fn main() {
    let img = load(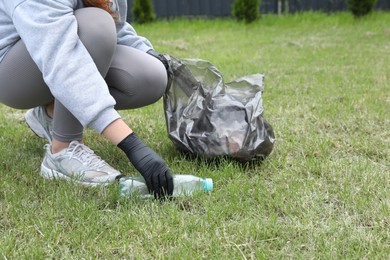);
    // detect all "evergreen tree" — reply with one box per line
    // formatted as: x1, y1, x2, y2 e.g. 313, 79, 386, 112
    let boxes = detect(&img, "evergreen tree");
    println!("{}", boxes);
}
232, 0, 261, 23
347, 0, 377, 17
132, 0, 156, 24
